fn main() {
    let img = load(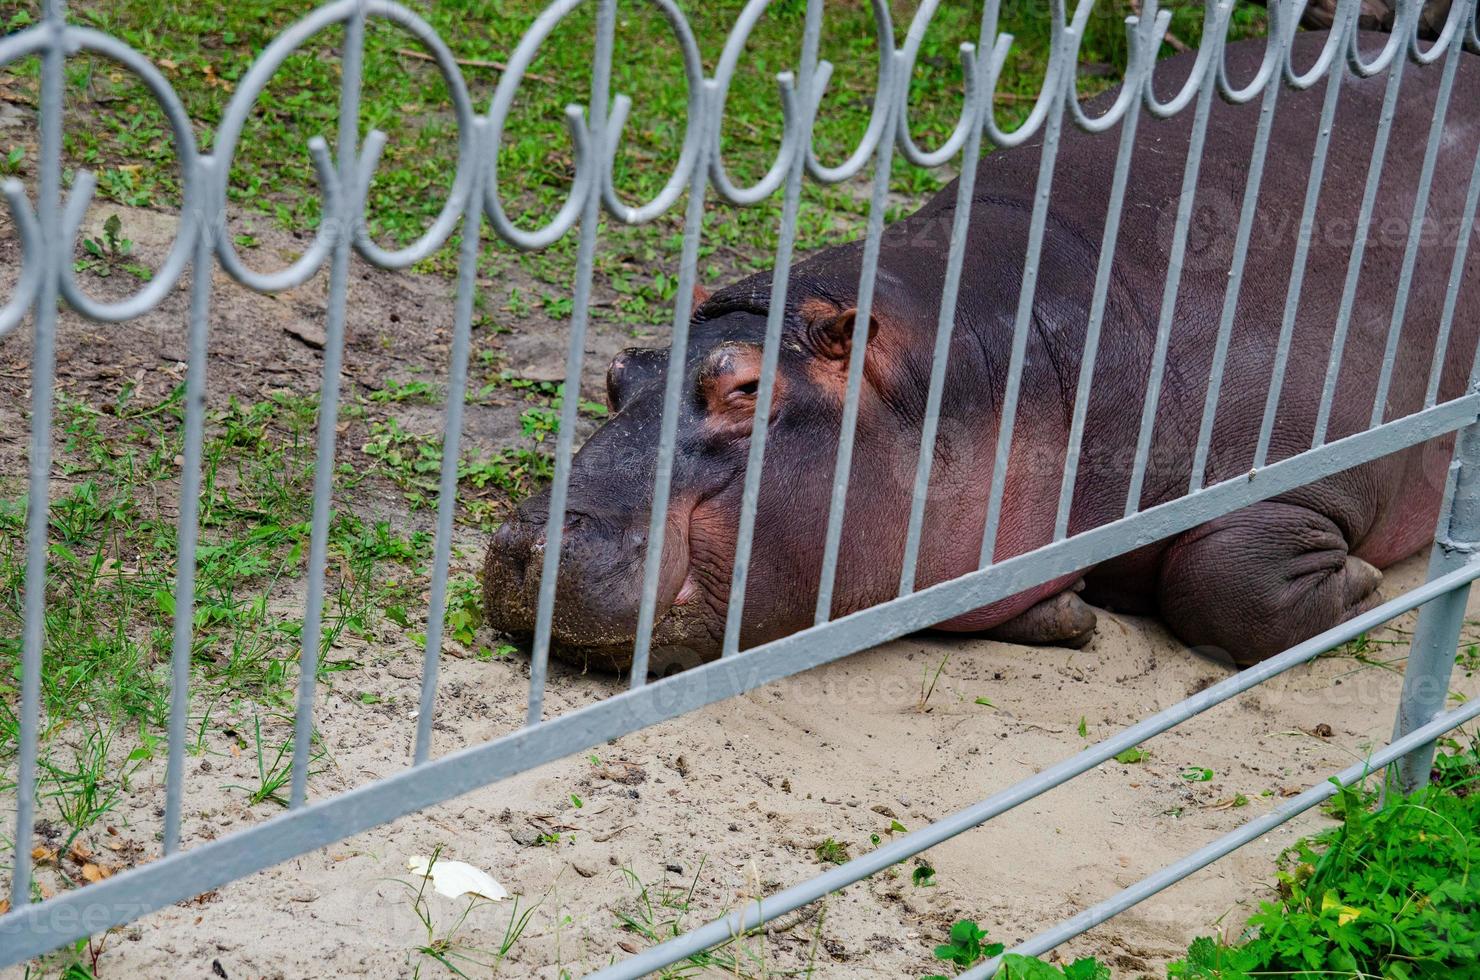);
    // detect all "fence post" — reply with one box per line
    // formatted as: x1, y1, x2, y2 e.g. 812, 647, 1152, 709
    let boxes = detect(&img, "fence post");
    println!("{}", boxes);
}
1390, 418, 1480, 795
